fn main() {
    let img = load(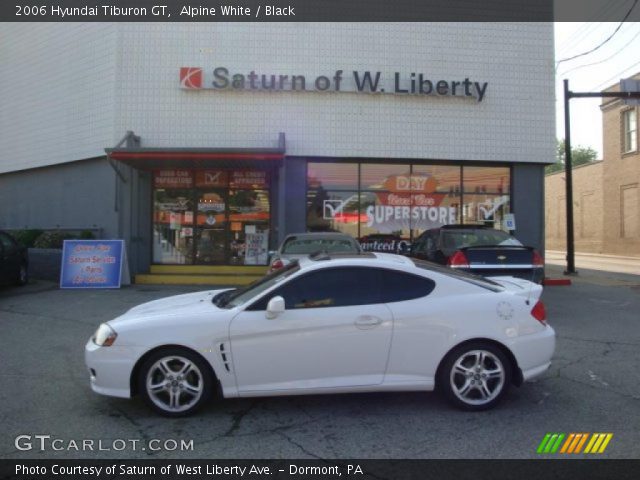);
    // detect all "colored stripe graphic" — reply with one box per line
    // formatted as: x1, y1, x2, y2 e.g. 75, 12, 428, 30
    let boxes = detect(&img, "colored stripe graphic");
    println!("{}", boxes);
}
539, 433, 613, 454
537, 433, 565, 453
585, 433, 613, 454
